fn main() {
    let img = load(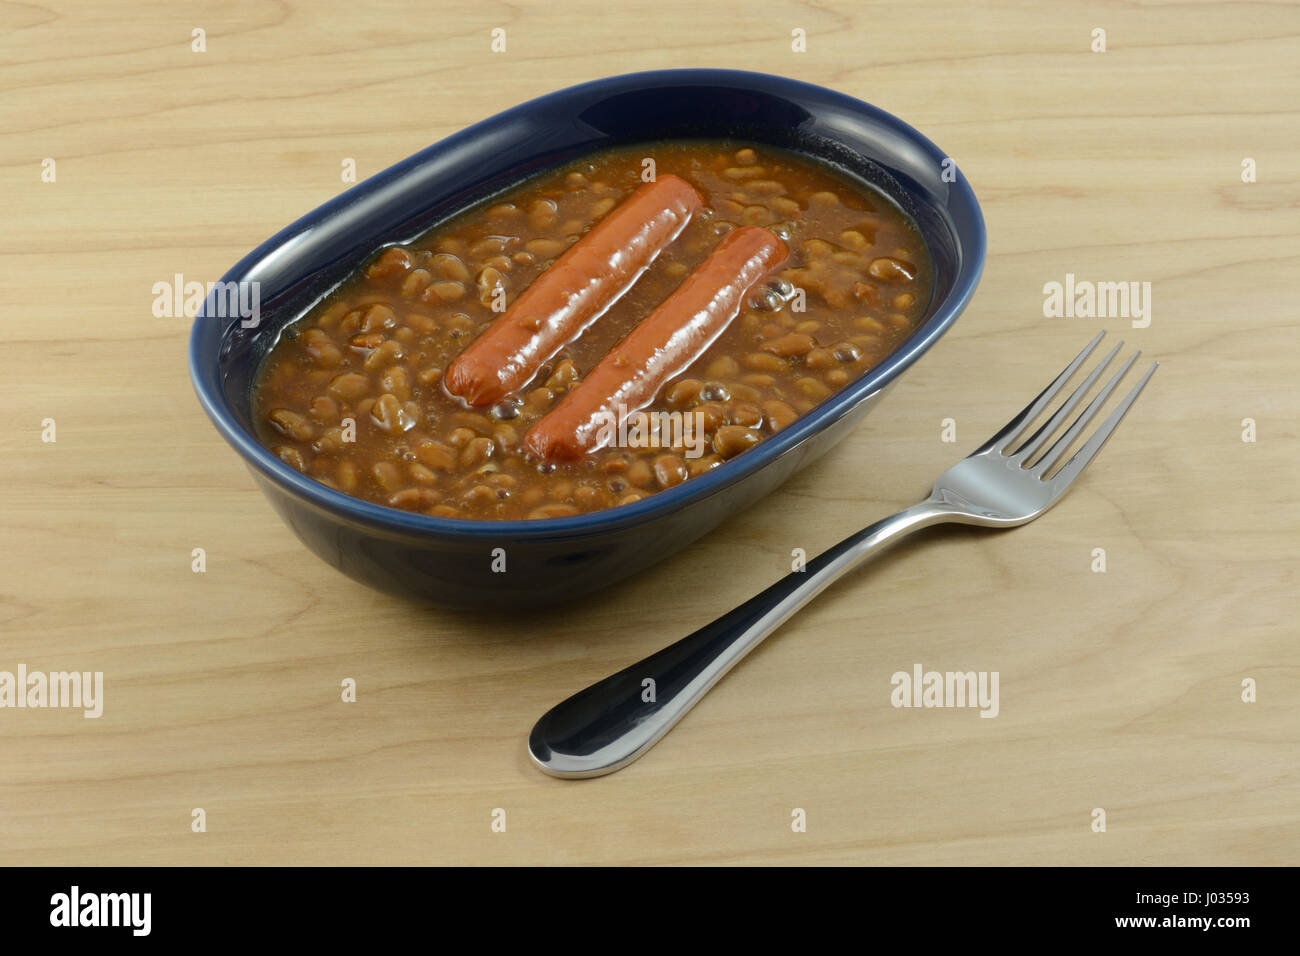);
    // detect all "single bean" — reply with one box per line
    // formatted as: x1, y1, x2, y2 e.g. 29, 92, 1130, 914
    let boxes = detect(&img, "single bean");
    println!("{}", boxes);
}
363, 339, 404, 371
431, 253, 471, 282
713, 425, 763, 459
389, 487, 441, 511
653, 454, 687, 488
546, 359, 579, 391
491, 423, 519, 453
373, 461, 403, 493
444, 313, 476, 336
762, 400, 798, 432
460, 436, 494, 469
477, 267, 506, 308
868, 257, 917, 282
832, 342, 863, 363
274, 446, 306, 471
529, 199, 558, 229
336, 460, 359, 493
328, 372, 370, 402
760, 332, 816, 357
268, 408, 314, 442
525, 237, 566, 259
469, 236, 516, 258
805, 347, 834, 369
795, 377, 833, 400
311, 426, 347, 454
699, 382, 731, 402
424, 280, 466, 302
409, 463, 437, 485
626, 458, 653, 488
447, 427, 476, 449
308, 395, 340, 424
379, 366, 411, 400
360, 303, 397, 333
687, 454, 723, 477
743, 352, 787, 373
366, 247, 412, 280
665, 378, 703, 405
463, 484, 496, 507
729, 402, 763, 428
524, 387, 555, 412
707, 356, 740, 379
691, 402, 725, 432
771, 196, 801, 217
573, 485, 605, 509
415, 440, 456, 471
401, 269, 432, 298
370, 393, 417, 433
529, 503, 579, 519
